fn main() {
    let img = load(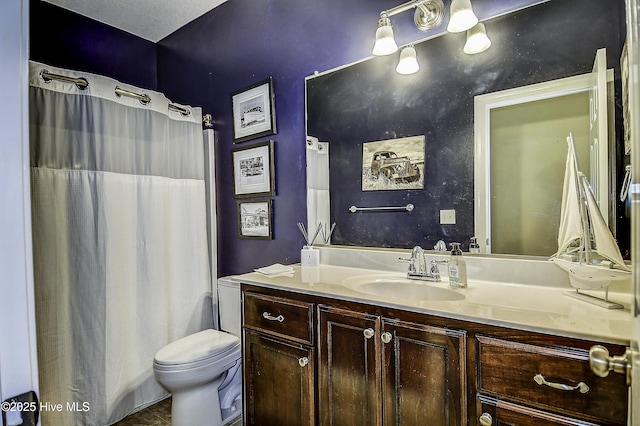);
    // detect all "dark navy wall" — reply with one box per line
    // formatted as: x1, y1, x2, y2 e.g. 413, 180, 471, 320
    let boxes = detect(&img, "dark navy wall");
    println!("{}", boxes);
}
157, 0, 548, 276
30, 0, 157, 90
29, 0, 628, 276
